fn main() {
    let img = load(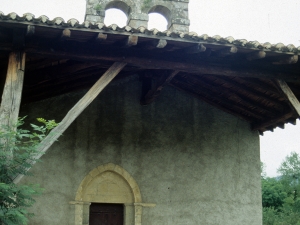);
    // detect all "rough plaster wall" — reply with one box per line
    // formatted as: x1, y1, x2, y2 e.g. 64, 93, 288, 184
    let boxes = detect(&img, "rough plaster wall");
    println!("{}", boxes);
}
20, 75, 262, 225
